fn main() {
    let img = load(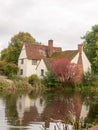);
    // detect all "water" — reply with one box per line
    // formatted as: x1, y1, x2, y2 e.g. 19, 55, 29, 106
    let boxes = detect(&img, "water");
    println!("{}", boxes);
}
0, 89, 98, 130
